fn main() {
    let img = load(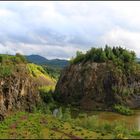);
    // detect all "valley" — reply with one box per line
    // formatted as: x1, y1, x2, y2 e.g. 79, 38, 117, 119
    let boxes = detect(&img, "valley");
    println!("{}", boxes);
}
0, 46, 140, 139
